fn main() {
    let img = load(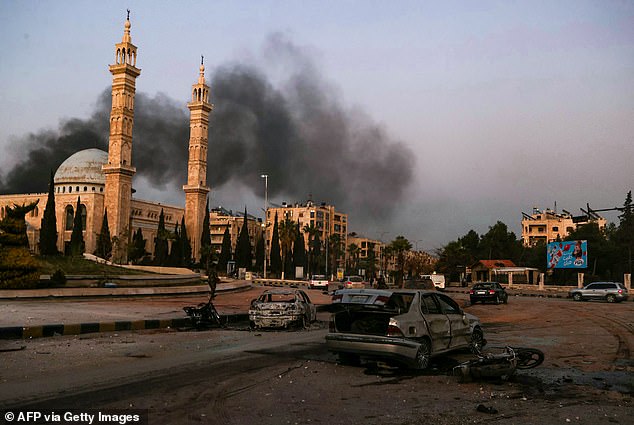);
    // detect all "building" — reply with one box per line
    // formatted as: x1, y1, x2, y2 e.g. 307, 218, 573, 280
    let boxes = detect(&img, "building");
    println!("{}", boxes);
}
471, 260, 539, 284
209, 207, 263, 256
347, 232, 383, 276
521, 207, 607, 247
0, 15, 211, 262
265, 200, 348, 271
